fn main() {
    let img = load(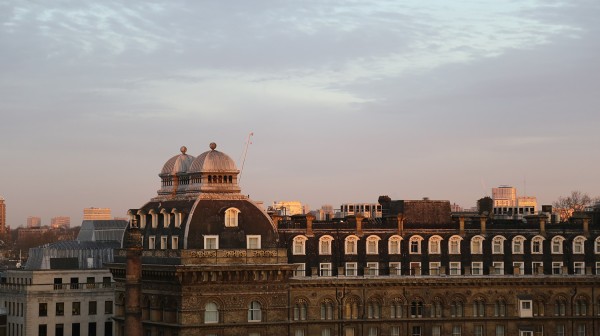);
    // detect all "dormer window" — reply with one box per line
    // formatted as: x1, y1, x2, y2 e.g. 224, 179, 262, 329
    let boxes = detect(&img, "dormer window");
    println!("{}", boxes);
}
345, 236, 359, 255
448, 235, 462, 254
388, 235, 402, 255
492, 236, 506, 254
428, 235, 442, 254
247, 235, 261, 249
319, 235, 334, 255
573, 236, 586, 254
512, 236, 526, 254
366, 235, 381, 255
551, 236, 565, 254
293, 235, 308, 255
225, 208, 241, 227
